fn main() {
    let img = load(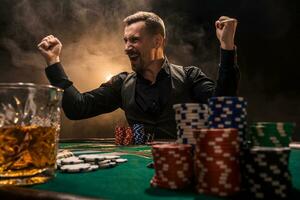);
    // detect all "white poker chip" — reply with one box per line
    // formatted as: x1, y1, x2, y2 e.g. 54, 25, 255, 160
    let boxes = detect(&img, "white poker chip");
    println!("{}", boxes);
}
61, 156, 84, 165
60, 163, 91, 173
104, 155, 120, 160
86, 165, 99, 172
57, 150, 74, 160
98, 163, 111, 169
78, 154, 106, 162
115, 158, 128, 163
56, 159, 63, 170
98, 162, 117, 169
109, 162, 117, 166
173, 103, 208, 110
98, 160, 111, 165
176, 122, 207, 126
